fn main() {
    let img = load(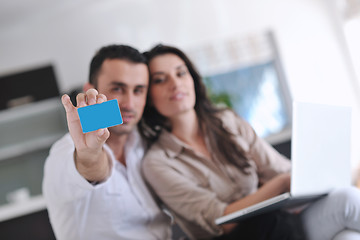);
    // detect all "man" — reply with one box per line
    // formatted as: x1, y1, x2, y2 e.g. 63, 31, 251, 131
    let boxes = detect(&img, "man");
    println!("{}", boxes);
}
42, 45, 172, 240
